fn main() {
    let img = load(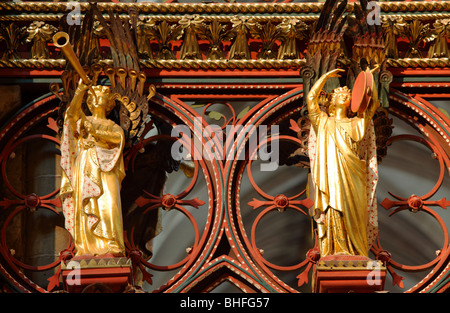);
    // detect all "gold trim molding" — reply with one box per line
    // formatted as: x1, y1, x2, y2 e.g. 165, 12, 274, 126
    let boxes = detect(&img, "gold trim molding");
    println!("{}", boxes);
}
0, 2, 449, 71
316, 259, 386, 271
1, 1, 450, 15
61, 257, 132, 270
1, 58, 448, 71
1, 12, 450, 23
